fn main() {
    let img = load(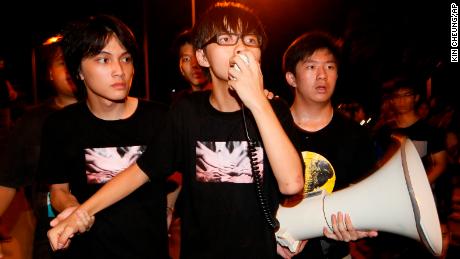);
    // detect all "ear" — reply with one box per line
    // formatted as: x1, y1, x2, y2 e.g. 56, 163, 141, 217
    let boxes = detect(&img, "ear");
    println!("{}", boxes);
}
285, 72, 297, 88
196, 49, 210, 68
49, 71, 54, 81
78, 71, 84, 80
179, 64, 186, 77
